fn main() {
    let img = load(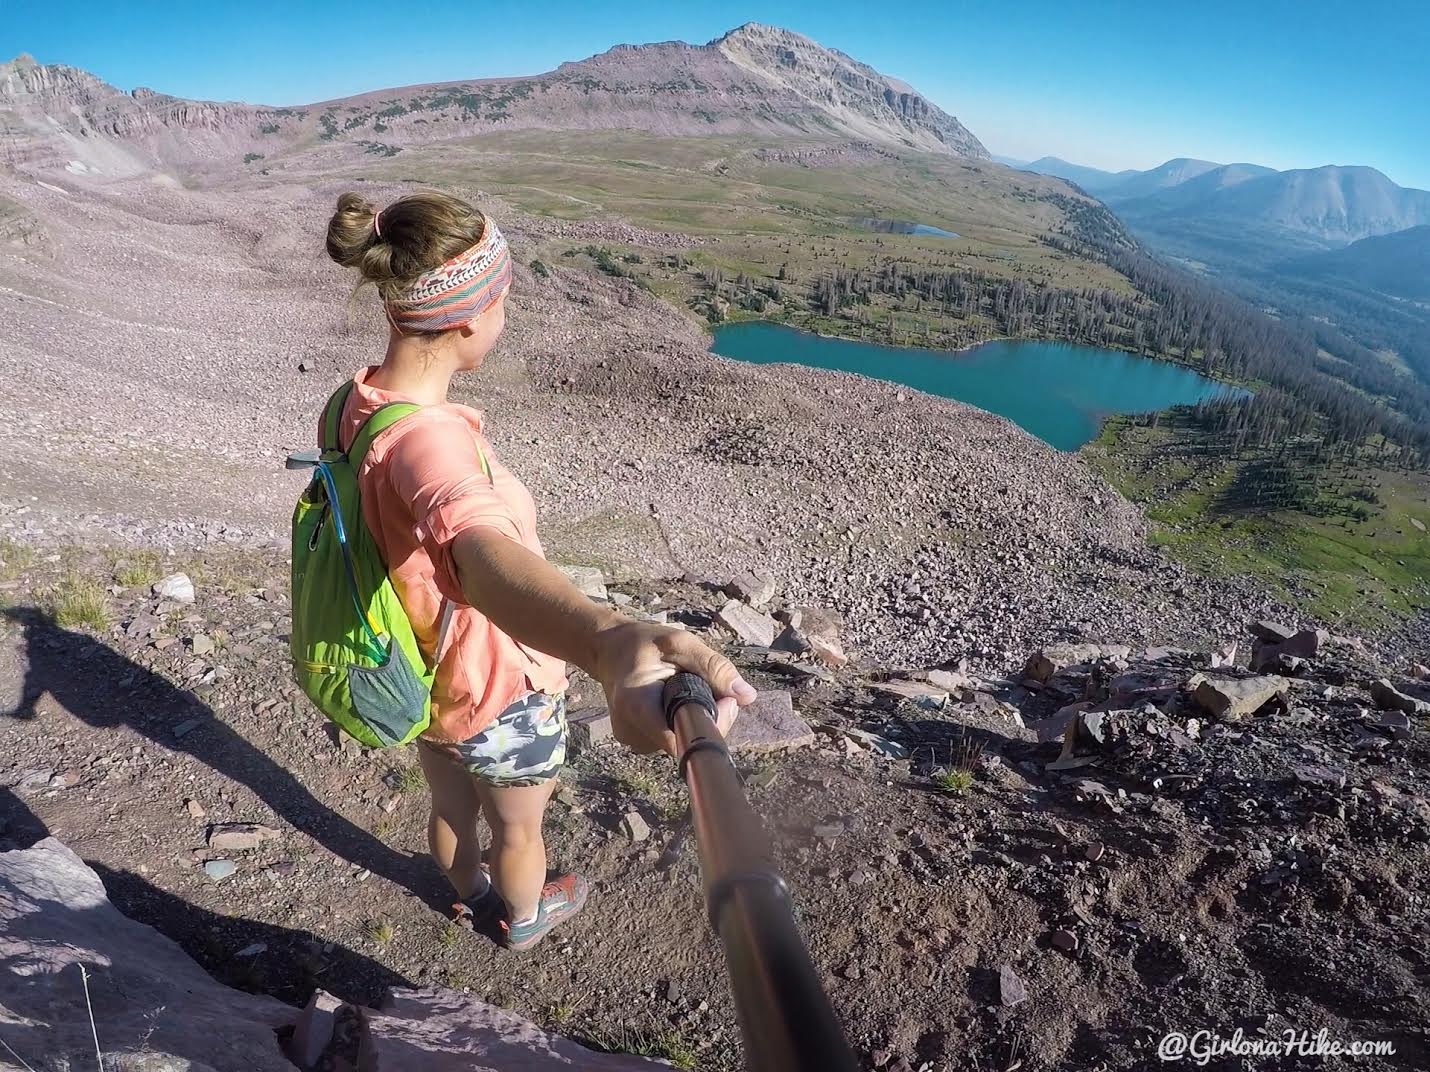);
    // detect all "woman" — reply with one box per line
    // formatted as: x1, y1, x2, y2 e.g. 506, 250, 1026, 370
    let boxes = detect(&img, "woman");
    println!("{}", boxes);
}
323, 191, 753, 950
